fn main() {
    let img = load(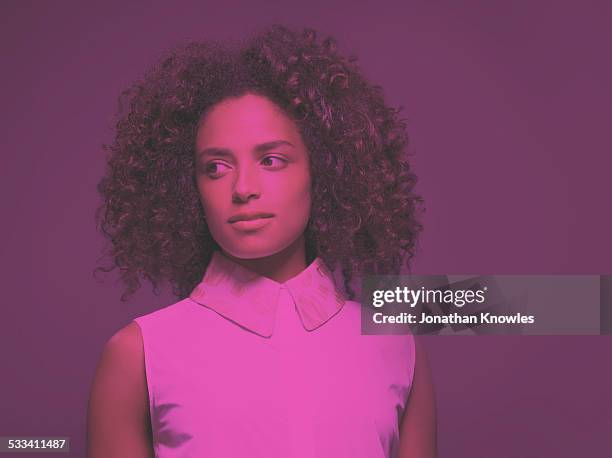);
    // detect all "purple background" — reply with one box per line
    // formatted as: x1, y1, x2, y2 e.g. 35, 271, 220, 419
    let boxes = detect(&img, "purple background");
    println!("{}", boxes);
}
1, 1, 610, 456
